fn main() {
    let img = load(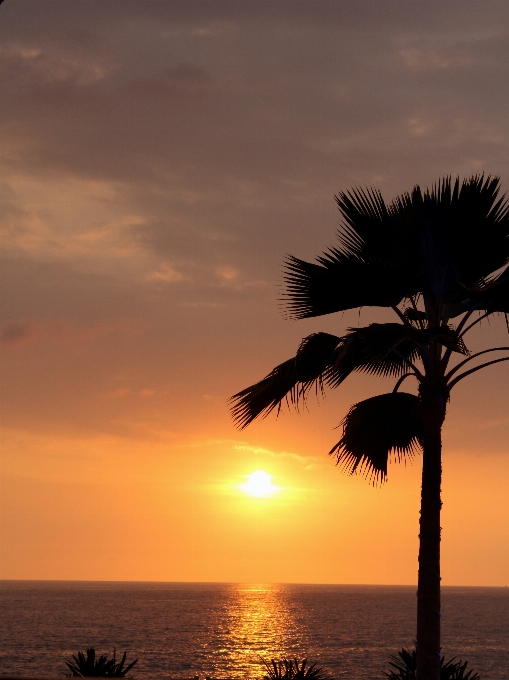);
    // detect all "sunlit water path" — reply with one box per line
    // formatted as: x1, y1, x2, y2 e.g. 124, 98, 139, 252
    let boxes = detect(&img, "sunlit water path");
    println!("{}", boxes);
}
0, 582, 507, 679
